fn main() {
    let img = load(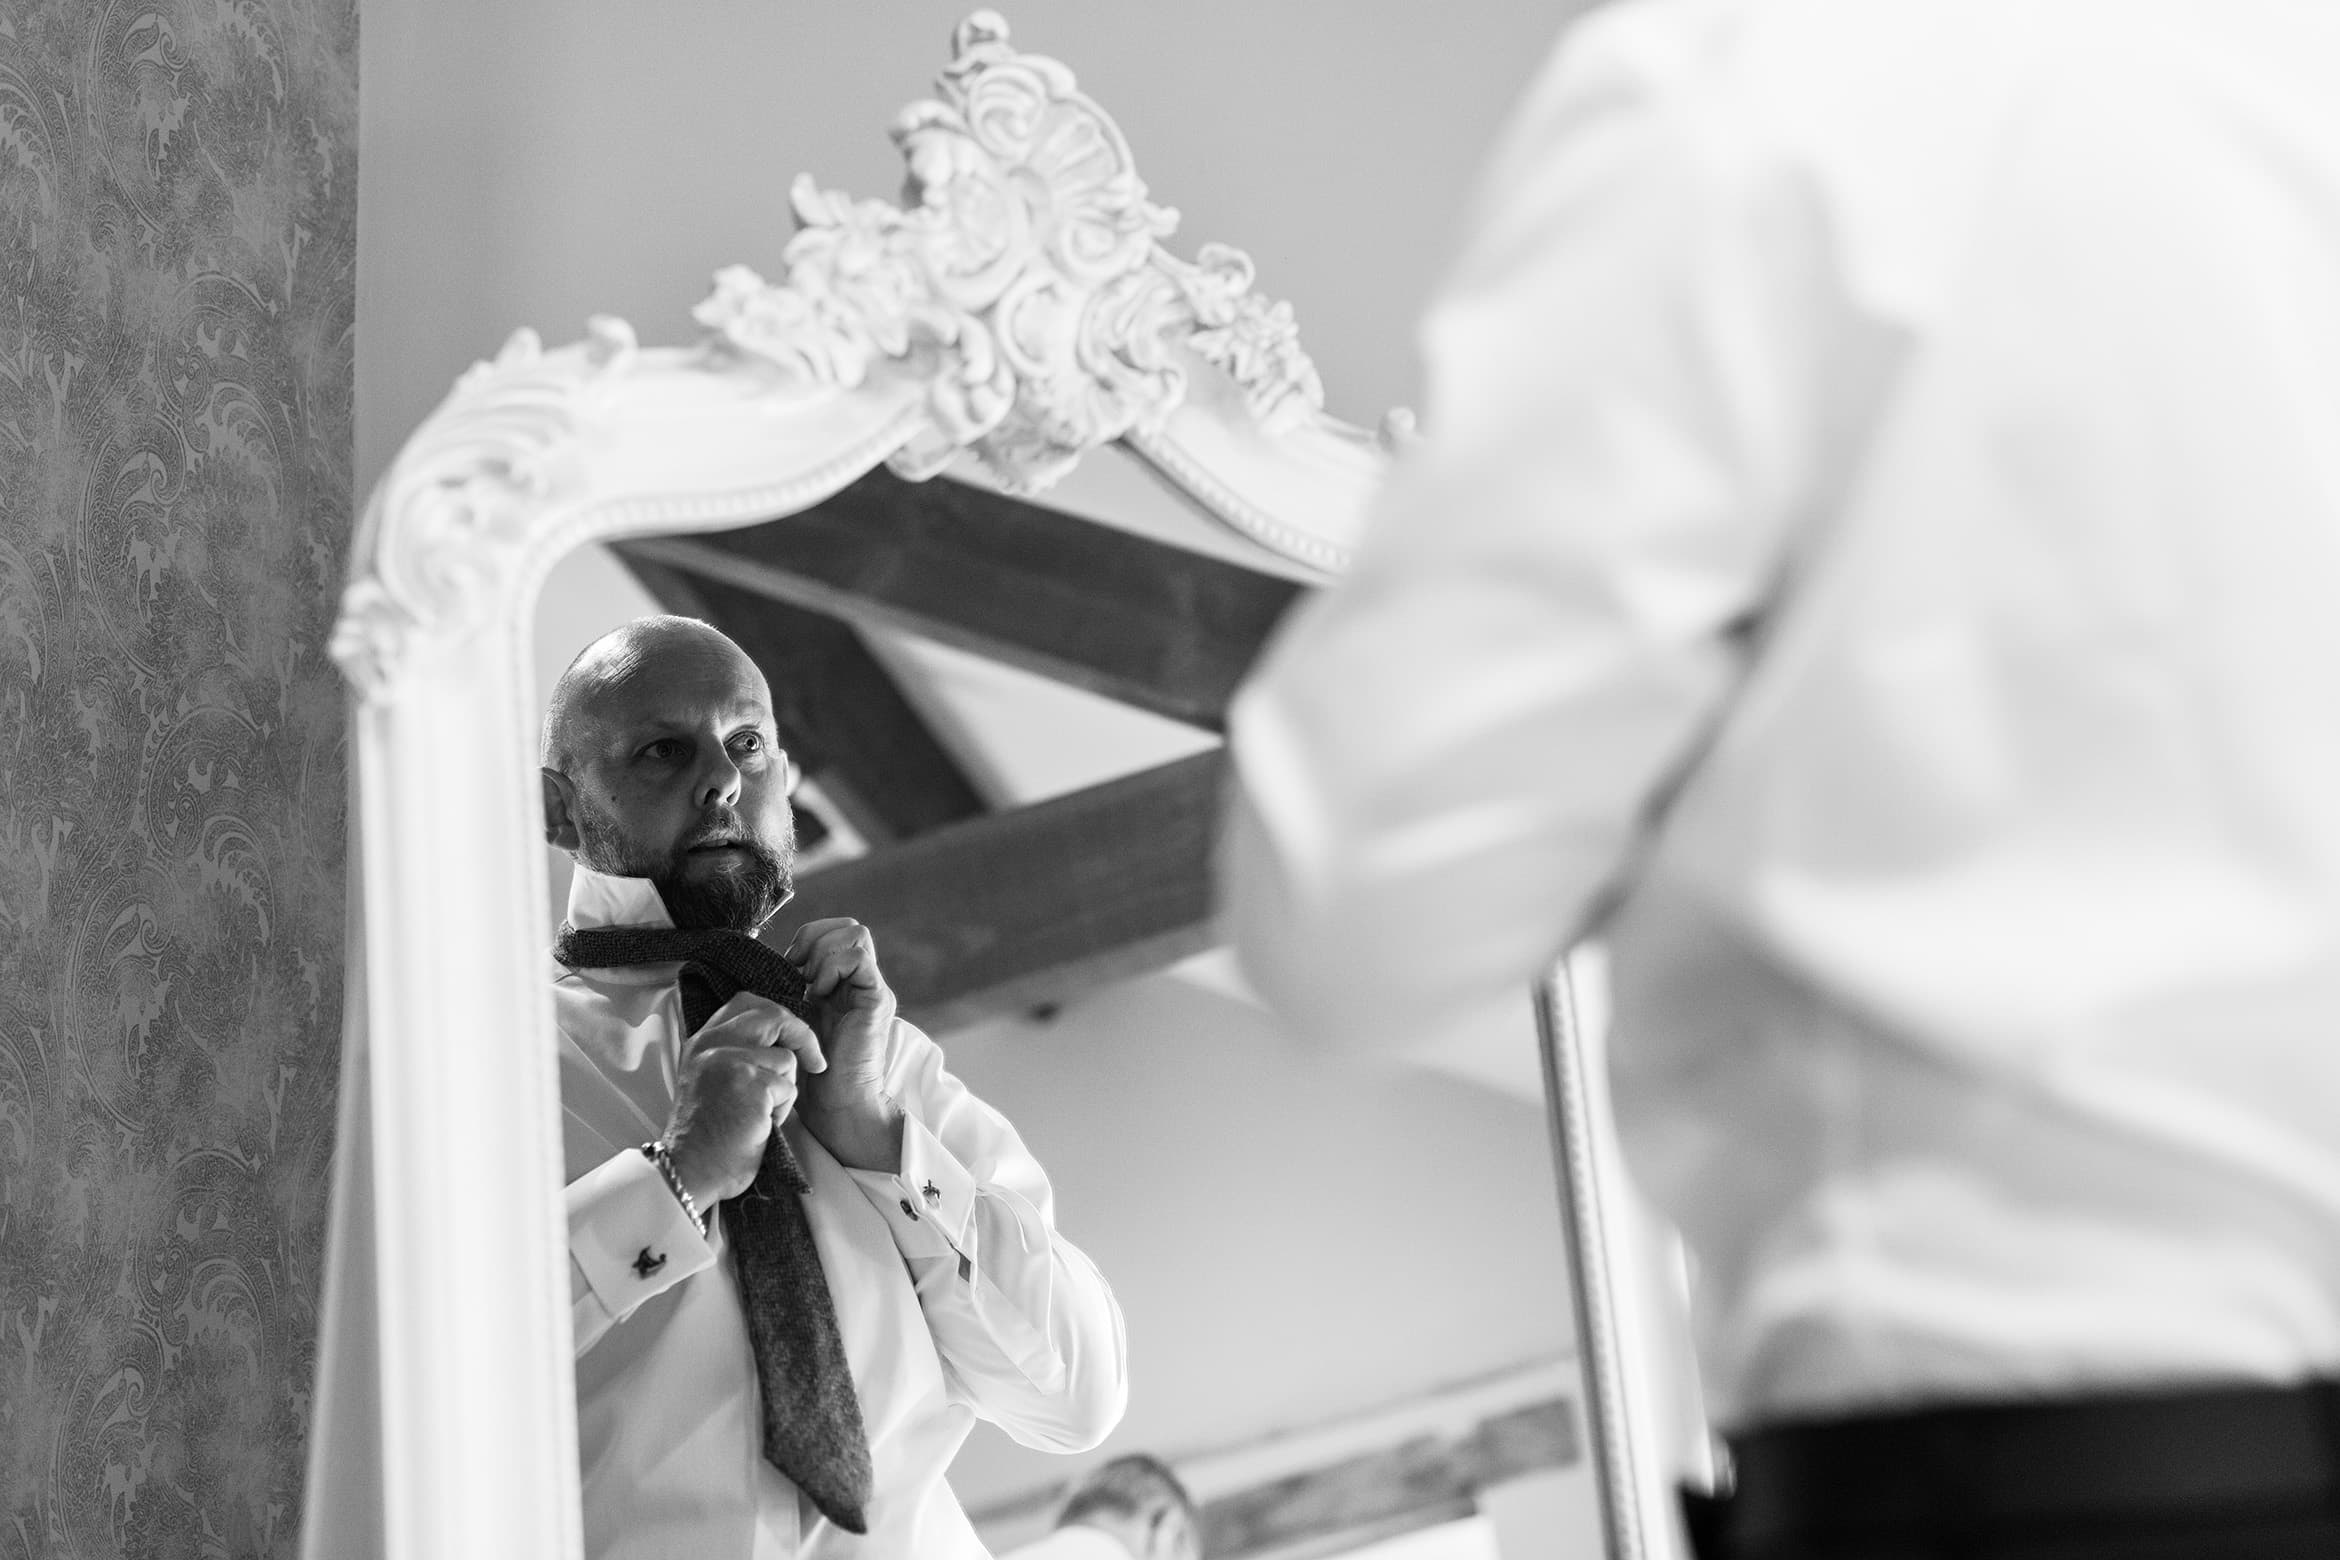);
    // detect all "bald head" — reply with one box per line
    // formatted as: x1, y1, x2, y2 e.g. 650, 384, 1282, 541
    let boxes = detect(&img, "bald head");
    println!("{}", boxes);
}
542, 615, 768, 772
539, 615, 797, 930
